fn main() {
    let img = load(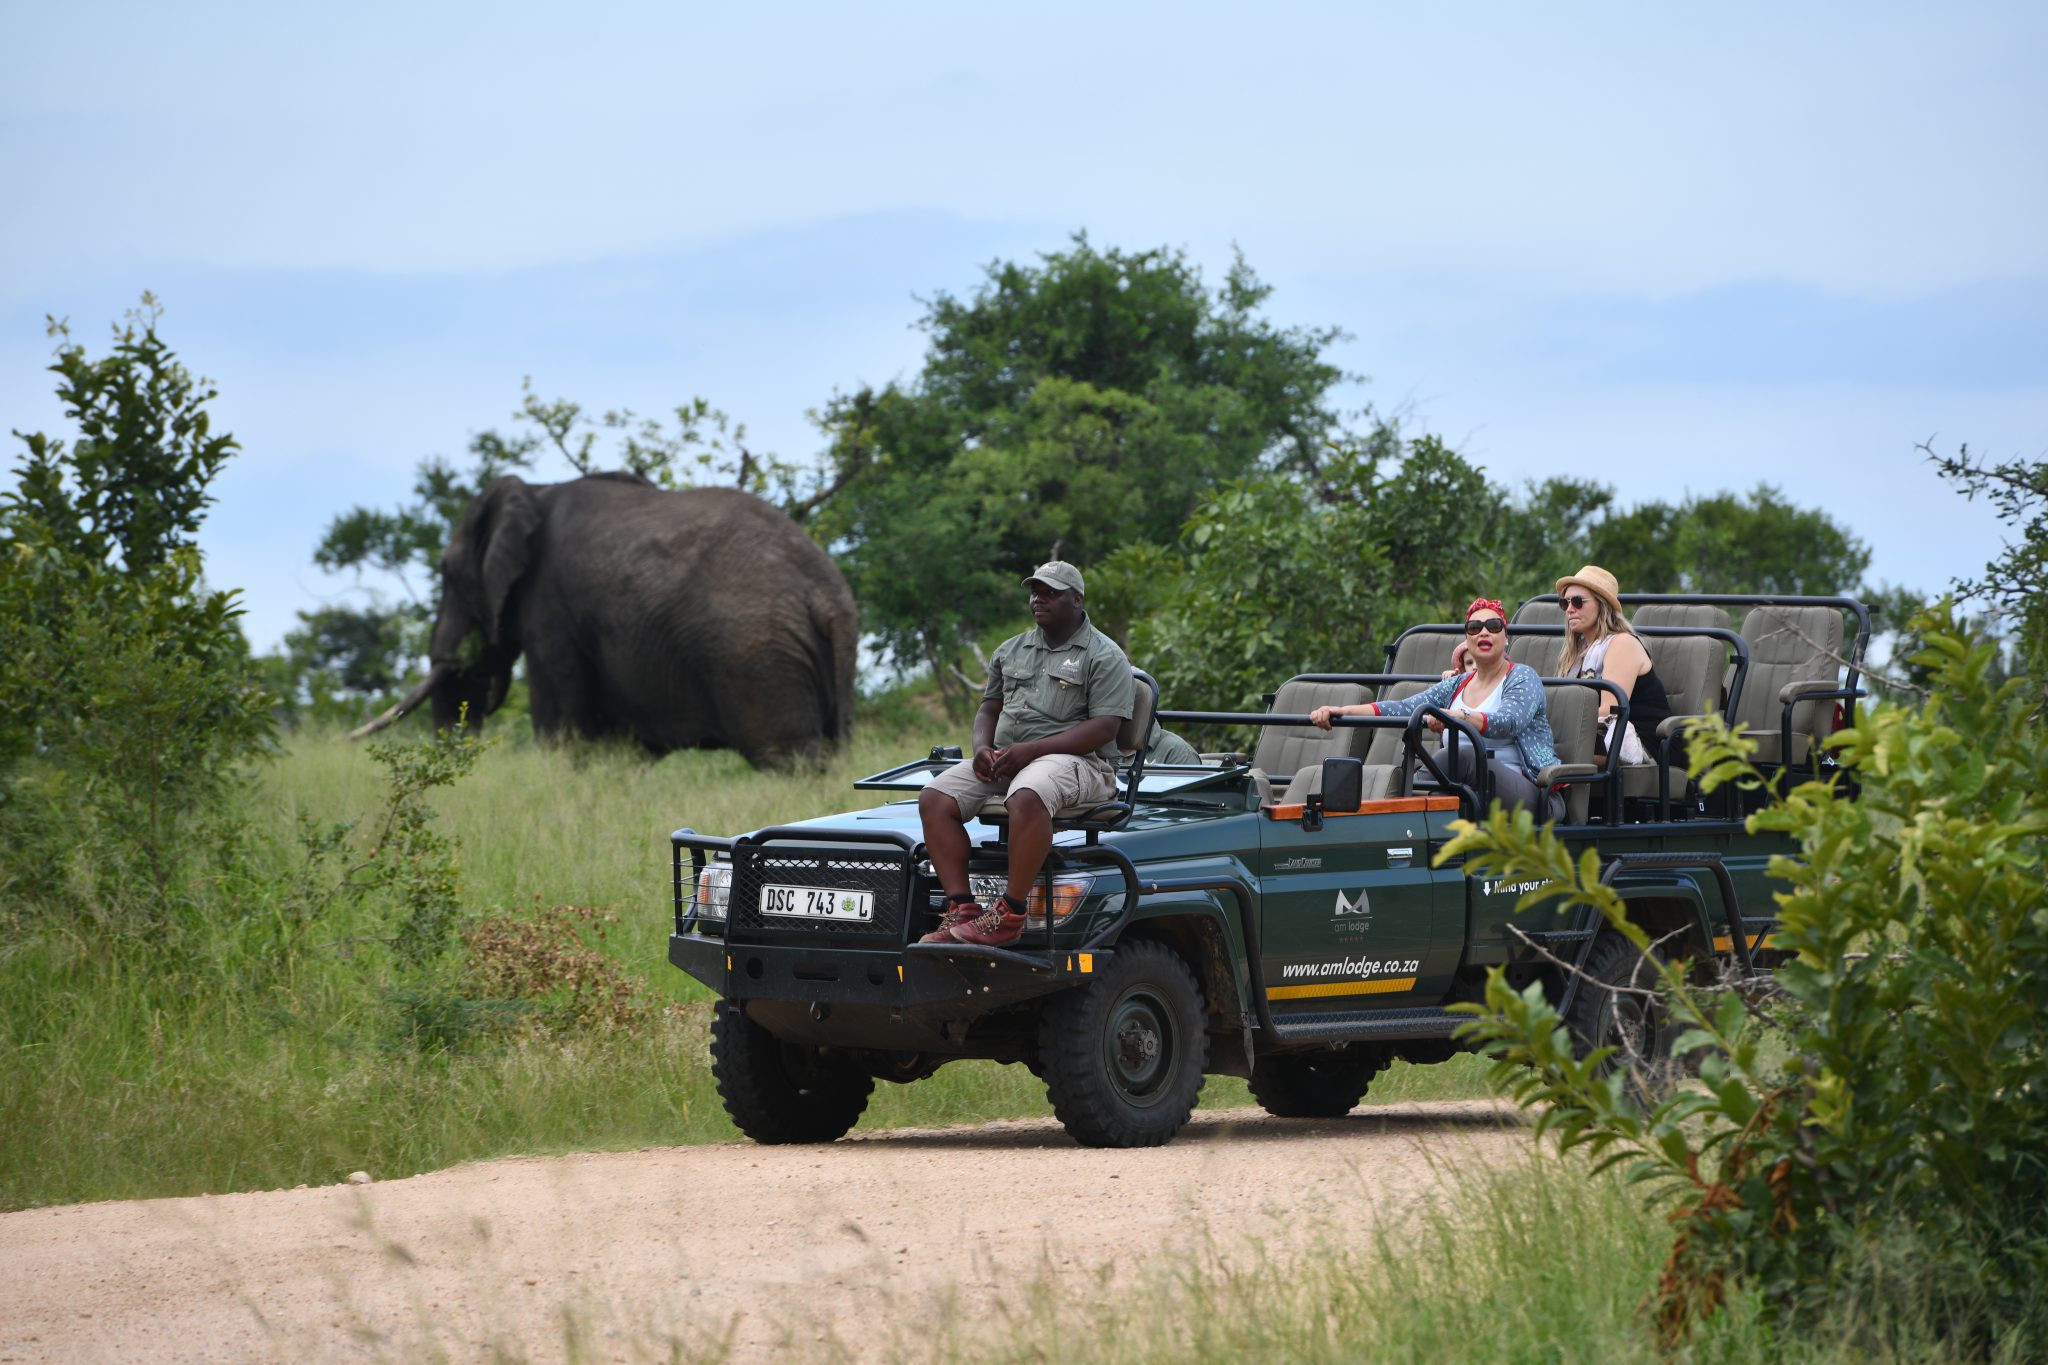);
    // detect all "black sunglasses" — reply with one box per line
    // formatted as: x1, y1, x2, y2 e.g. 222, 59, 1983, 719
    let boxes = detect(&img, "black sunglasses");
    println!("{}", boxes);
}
1562, 594, 1594, 610
1464, 617, 1507, 635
